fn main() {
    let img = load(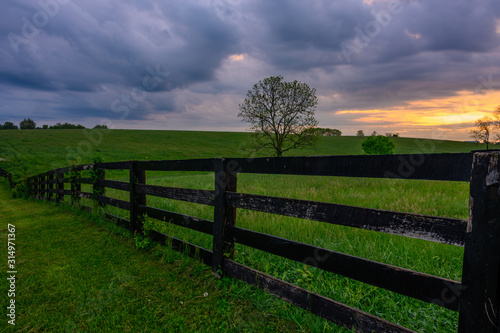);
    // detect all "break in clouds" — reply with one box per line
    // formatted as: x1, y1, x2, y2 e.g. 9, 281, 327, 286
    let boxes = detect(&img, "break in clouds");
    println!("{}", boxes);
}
1, 0, 500, 137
